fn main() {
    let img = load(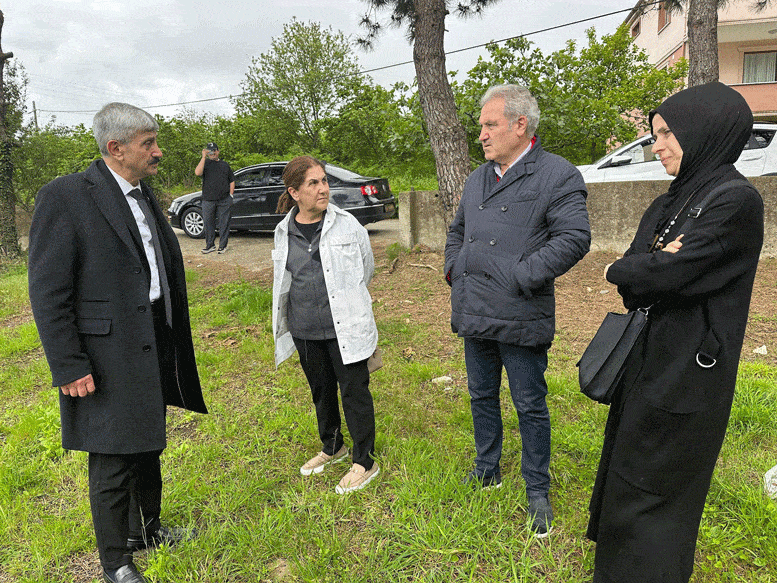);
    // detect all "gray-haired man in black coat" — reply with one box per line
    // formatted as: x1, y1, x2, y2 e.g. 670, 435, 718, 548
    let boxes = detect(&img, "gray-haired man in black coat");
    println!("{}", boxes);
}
28, 102, 207, 583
